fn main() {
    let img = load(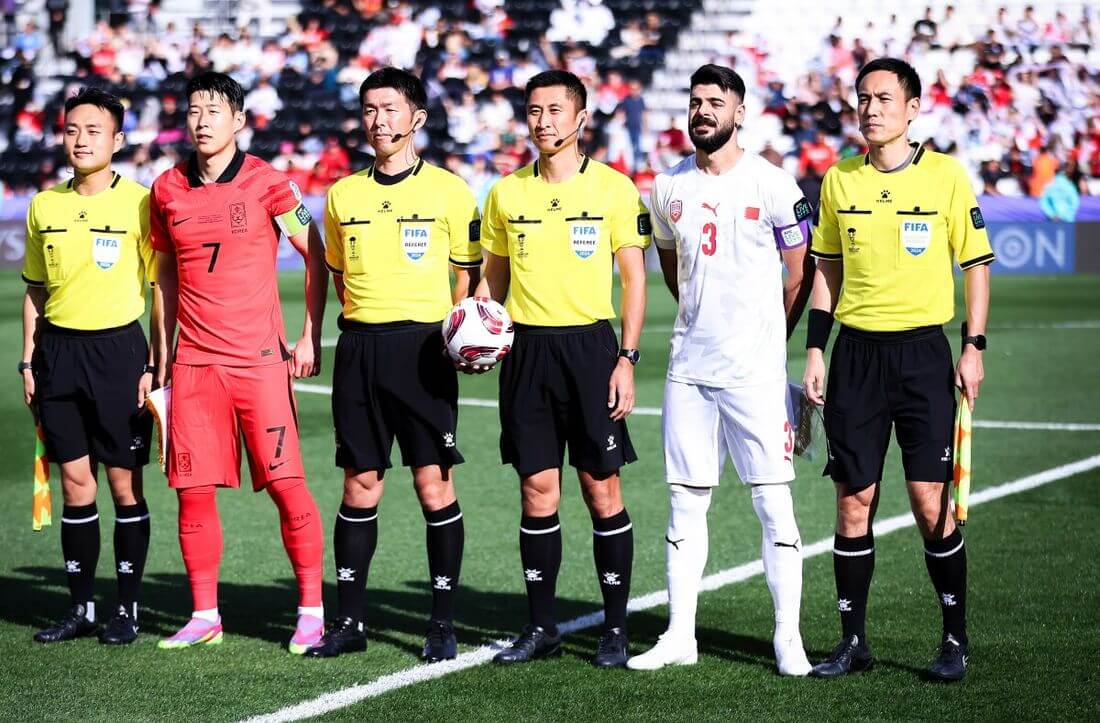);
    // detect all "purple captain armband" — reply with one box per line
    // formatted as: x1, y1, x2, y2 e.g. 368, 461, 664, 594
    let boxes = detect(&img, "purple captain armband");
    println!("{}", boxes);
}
774, 219, 810, 250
